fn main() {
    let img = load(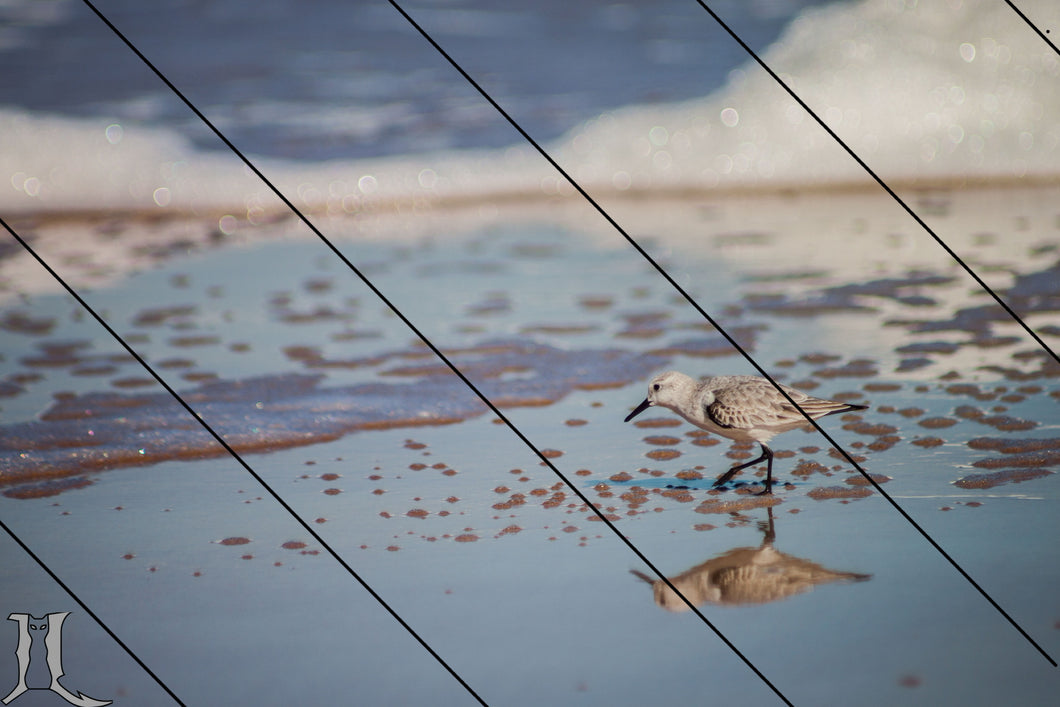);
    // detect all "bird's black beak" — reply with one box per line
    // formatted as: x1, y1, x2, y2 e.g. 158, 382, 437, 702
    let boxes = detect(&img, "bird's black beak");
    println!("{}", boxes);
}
624, 398, 652, 423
